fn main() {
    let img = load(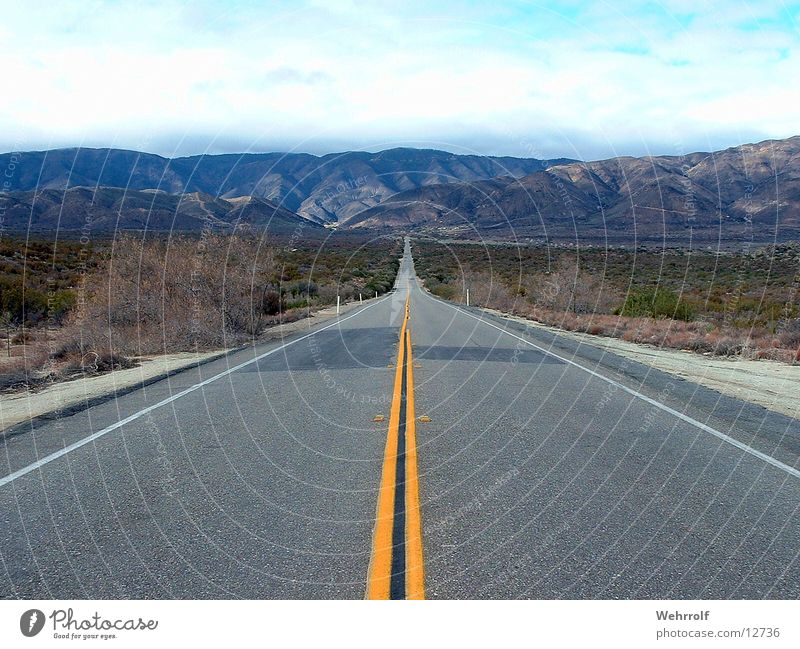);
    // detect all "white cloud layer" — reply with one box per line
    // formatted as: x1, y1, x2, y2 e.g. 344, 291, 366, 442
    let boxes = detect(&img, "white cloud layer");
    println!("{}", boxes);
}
1, 0, 798, 159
